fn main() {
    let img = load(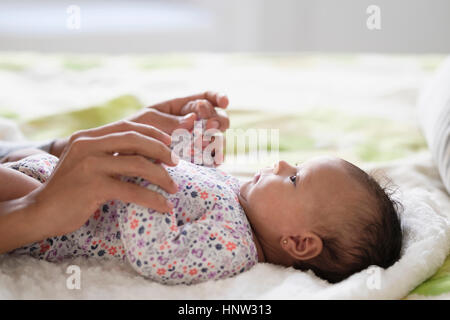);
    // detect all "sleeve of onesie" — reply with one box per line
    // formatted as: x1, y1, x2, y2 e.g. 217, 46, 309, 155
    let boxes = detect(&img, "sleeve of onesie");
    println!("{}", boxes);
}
2, 153, 58, 183
117, 179, 254, 285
